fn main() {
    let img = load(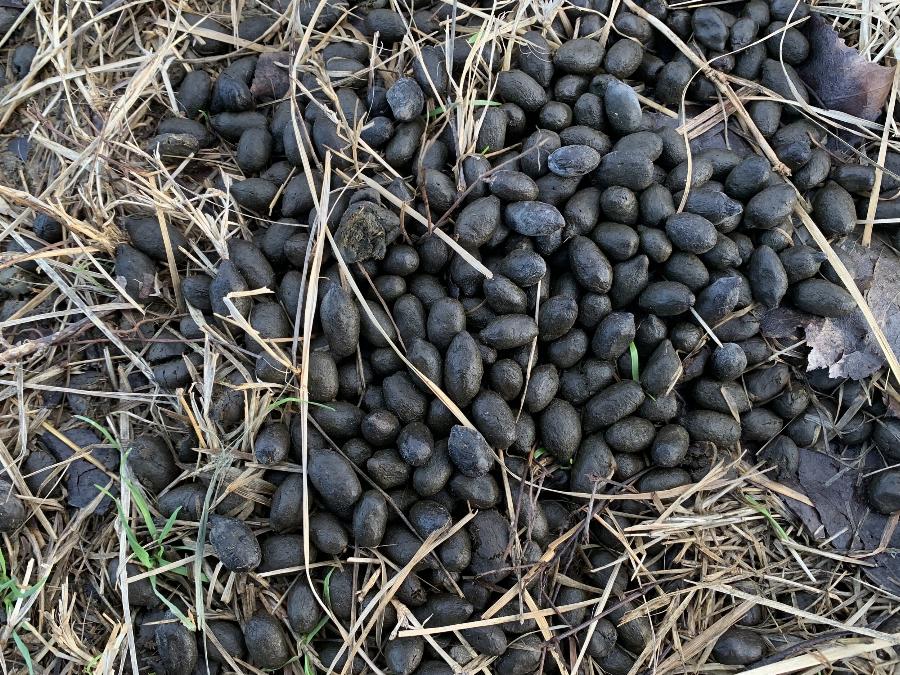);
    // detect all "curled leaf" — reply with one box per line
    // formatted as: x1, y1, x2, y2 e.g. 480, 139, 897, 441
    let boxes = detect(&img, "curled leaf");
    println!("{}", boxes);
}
799, 15, 896, 121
